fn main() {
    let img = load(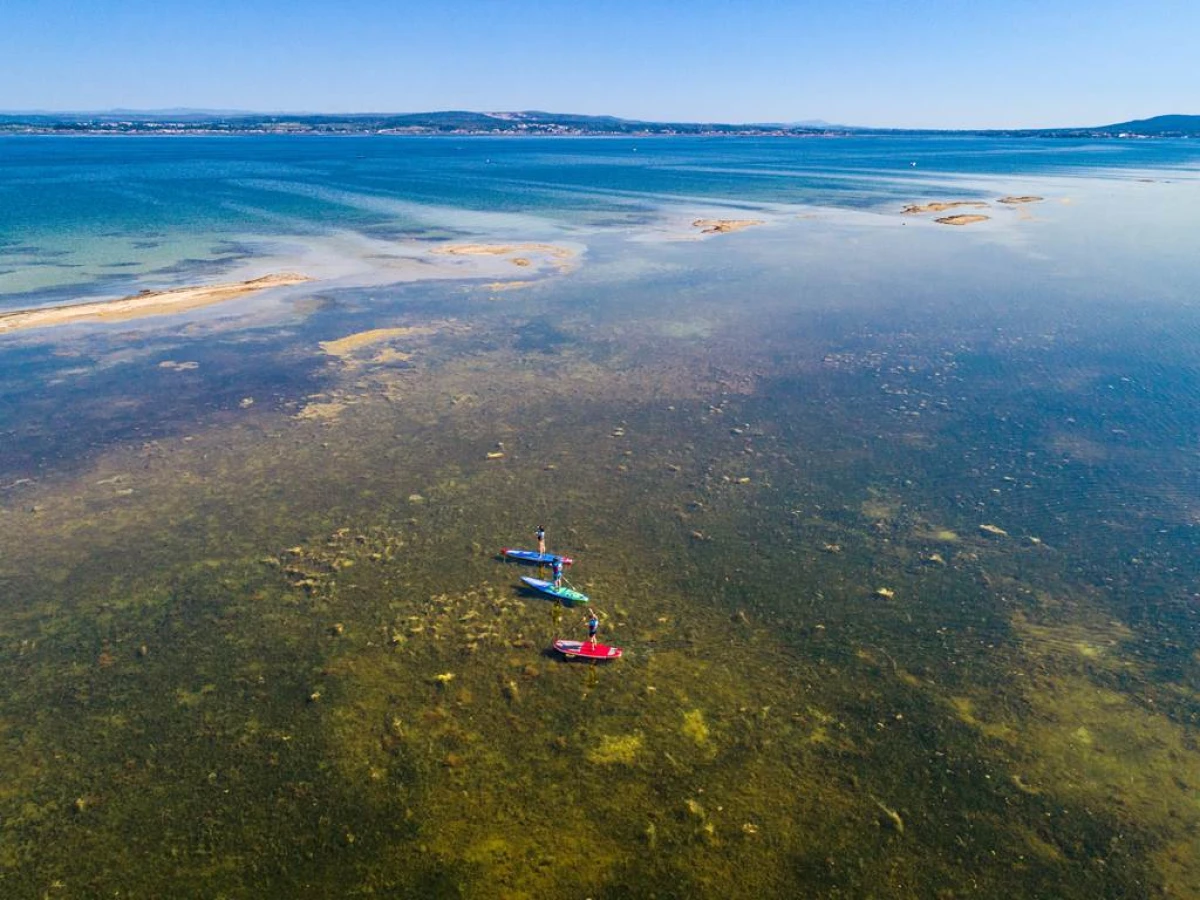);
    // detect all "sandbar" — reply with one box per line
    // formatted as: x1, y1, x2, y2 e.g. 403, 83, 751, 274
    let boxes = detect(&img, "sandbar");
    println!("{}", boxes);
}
935, 214, 990, 226
902, 201, 989, 215
998, 196, 1044, 205
0, 273, 311, 334
692, 219, 764, 235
